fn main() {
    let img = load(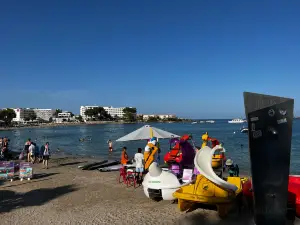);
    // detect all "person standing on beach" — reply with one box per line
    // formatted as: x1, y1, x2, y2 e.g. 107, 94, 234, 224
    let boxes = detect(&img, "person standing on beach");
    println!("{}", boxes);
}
1, 137, 9, 160
121, 147, 129, 165
28, 142, 37, 163
134, 148, 144, 183
108, 140, 113, 153
43, 142, 50, 169
24, 138, 31, 162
